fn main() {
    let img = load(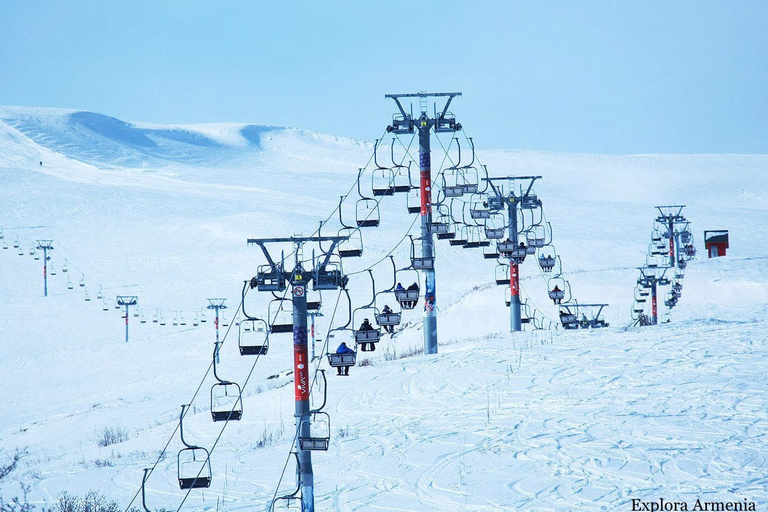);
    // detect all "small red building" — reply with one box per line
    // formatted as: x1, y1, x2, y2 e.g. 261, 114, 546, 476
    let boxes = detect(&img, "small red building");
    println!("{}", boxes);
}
704, 230, 729, 258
